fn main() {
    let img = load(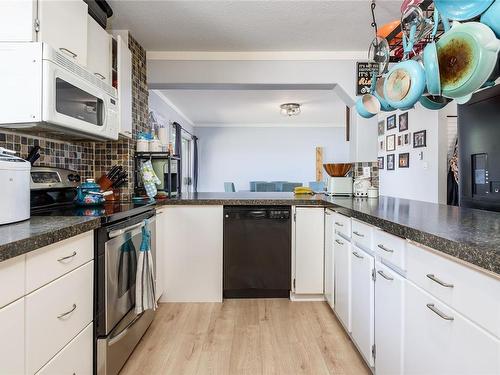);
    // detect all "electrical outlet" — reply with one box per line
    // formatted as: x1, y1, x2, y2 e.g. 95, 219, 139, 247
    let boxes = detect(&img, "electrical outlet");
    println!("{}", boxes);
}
363, 166, 371, 177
